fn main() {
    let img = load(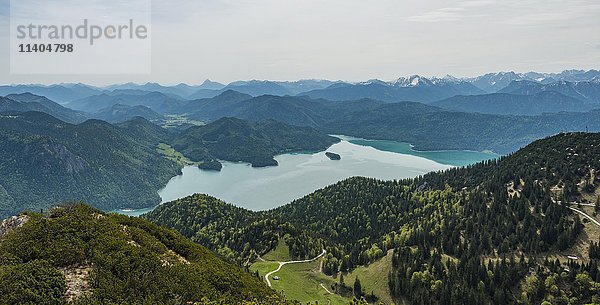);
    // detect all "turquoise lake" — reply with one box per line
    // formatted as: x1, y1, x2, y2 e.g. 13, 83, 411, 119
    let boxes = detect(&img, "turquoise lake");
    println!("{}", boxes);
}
114, 138, 498, 216
340, 136, 498, 167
